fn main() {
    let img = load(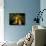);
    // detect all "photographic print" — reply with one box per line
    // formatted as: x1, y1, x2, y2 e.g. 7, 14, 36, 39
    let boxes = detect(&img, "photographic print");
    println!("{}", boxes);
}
9, 13, 25, 25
